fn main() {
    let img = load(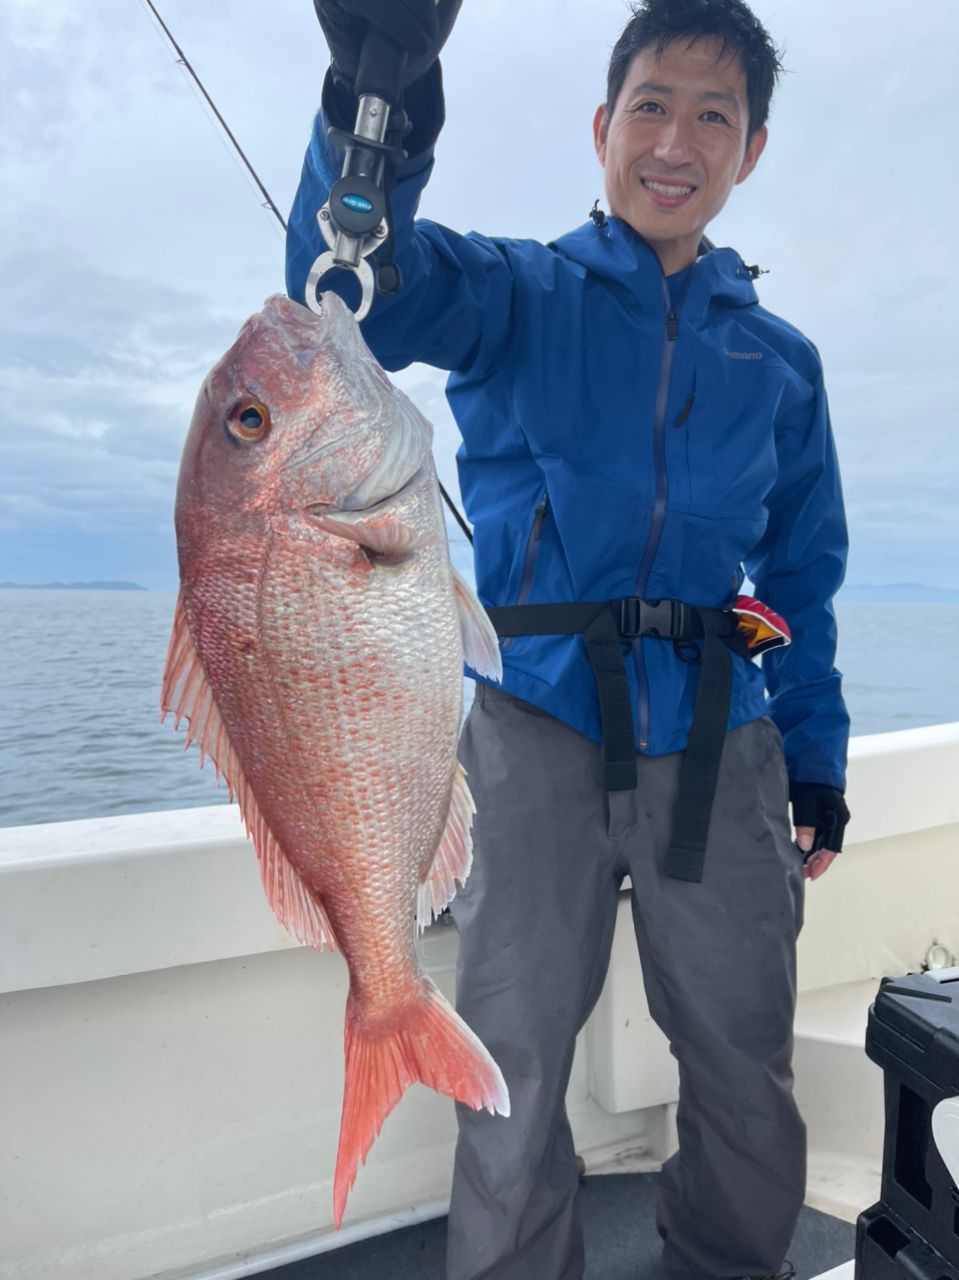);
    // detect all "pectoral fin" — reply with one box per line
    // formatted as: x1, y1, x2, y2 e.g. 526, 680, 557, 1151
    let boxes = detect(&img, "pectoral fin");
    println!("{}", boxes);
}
315, 512, 422, 565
